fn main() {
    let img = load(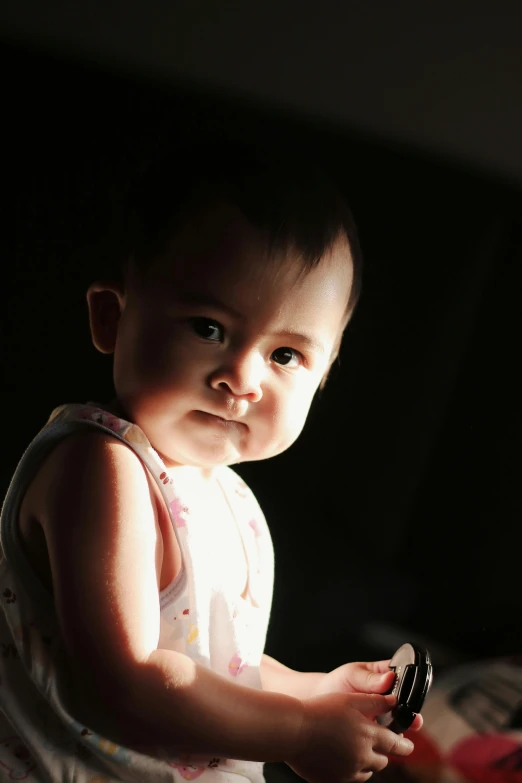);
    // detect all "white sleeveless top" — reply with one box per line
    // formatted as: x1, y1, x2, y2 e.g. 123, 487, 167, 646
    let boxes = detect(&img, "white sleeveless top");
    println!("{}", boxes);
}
0, 404, 274, 782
